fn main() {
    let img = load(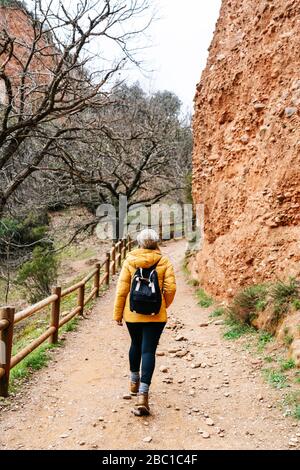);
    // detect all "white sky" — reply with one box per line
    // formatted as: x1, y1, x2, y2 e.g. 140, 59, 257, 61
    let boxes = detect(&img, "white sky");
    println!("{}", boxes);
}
126, 0, 222, 113
27, 0, 222, 112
